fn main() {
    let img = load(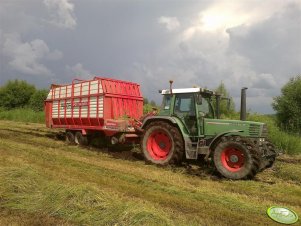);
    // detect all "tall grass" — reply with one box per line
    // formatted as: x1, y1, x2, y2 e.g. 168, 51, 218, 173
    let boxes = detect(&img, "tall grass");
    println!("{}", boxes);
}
0, 108, 44, 124
247, 114, 301, 155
